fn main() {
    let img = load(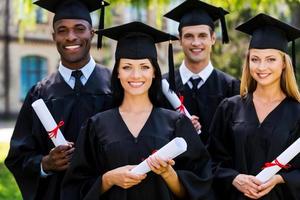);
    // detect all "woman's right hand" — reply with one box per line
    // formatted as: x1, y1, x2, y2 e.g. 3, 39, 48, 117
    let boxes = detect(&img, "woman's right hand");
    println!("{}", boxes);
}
232, 174, 262, 199
101, 165, 146, 192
